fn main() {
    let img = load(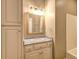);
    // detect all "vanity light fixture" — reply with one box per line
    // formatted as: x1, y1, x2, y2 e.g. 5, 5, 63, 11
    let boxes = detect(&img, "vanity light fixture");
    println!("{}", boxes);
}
35, 8, 38, 10
30, 7, 32, 9
27, 5, 45, 16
